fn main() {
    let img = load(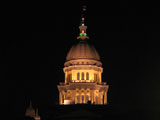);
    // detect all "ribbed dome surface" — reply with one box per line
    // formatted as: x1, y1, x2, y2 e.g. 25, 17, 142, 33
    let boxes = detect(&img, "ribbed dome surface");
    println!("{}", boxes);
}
66, 40, 100, 61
